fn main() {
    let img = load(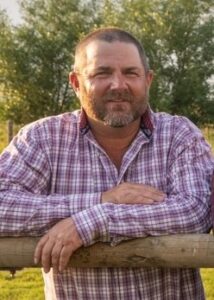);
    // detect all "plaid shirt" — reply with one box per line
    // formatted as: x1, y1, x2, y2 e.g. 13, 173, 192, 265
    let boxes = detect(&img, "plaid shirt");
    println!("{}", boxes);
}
0, 109, 213, 300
